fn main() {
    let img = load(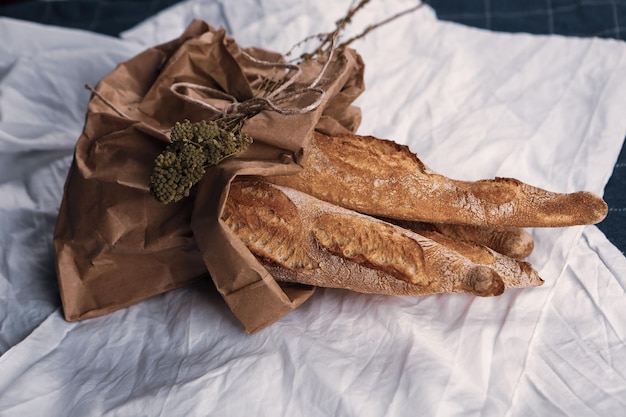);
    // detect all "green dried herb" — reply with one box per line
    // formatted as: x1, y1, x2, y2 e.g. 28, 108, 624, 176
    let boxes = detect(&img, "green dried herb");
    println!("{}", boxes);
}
149, 119, 253, 204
